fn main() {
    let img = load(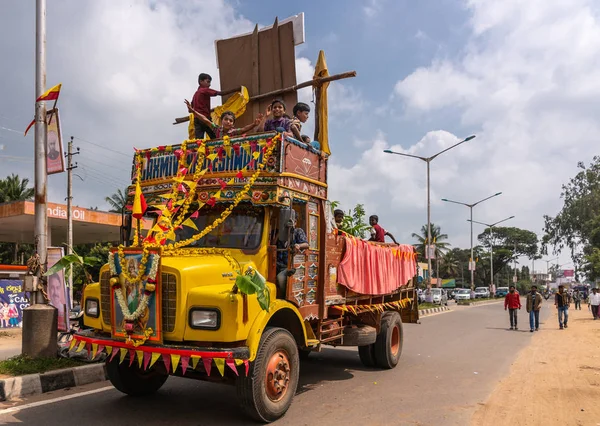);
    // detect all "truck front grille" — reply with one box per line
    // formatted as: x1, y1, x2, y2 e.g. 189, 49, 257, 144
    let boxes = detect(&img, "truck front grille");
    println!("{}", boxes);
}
99, 270, 112, 326
161, 272, 177, 333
